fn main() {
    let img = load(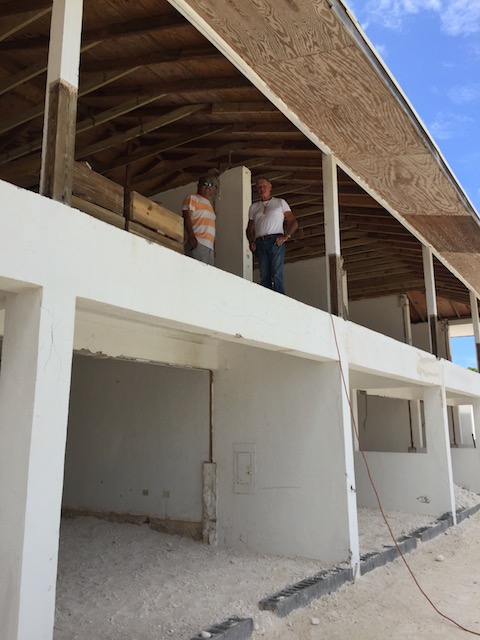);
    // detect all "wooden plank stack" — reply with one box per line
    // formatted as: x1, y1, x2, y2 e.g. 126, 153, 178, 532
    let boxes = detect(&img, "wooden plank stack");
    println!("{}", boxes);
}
72, 162, 184, 252
129, 191, 184, 253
